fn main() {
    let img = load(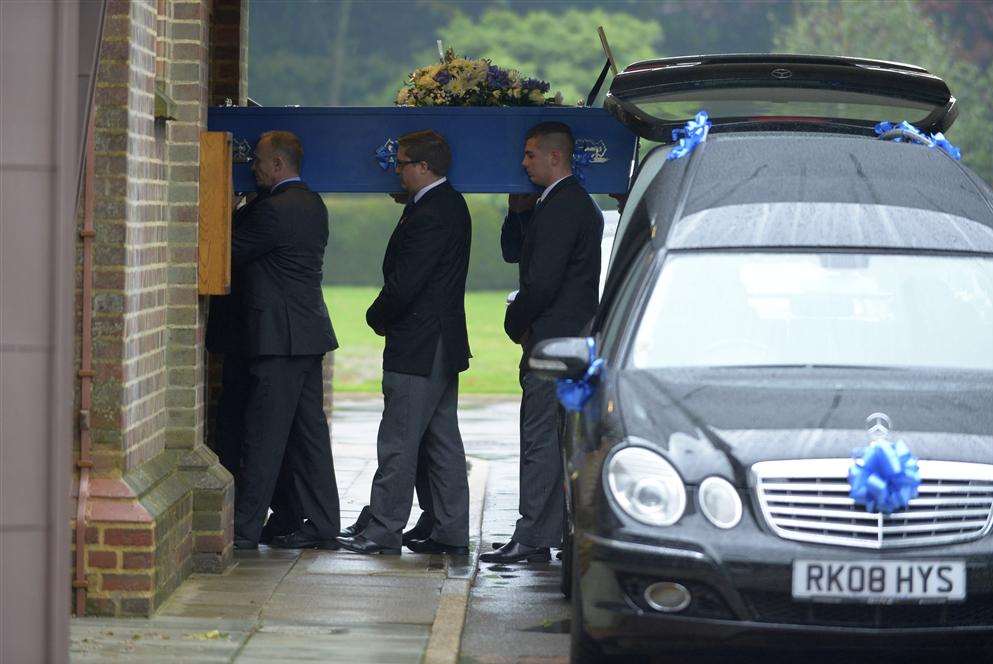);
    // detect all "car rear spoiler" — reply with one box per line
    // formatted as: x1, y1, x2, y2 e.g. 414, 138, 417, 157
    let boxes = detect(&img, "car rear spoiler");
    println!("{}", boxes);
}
605, 54, 957, 141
